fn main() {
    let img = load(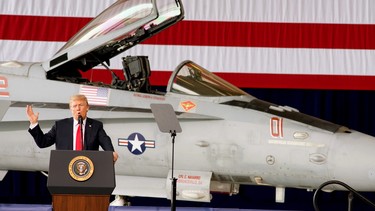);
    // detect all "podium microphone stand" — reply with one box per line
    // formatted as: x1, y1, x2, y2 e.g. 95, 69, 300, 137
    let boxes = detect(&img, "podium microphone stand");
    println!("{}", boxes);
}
150, 104, 182, 211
